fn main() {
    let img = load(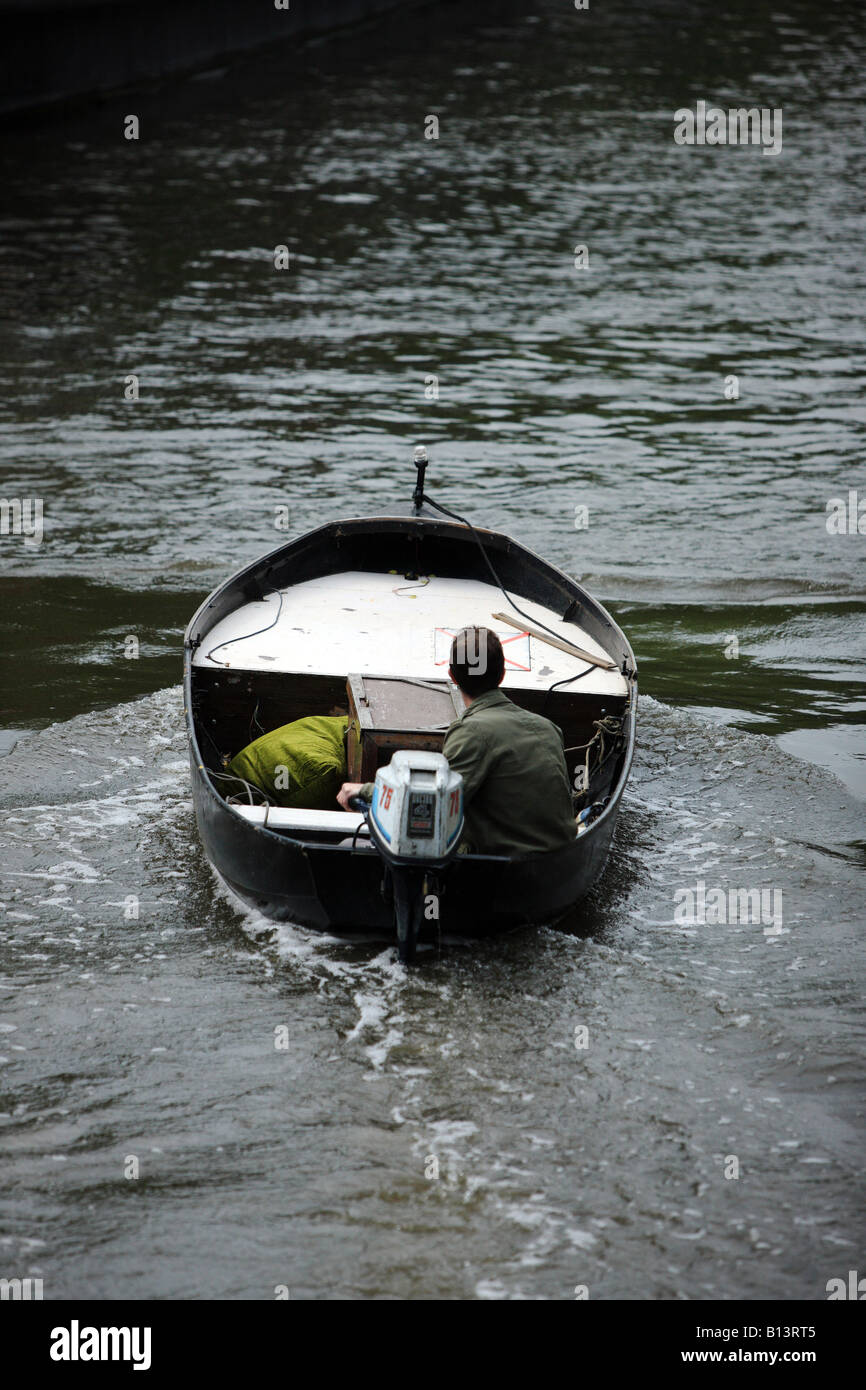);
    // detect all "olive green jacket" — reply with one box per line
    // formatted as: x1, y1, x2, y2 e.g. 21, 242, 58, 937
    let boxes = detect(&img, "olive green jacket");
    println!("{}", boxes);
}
442, 688, 577, 855
362, 688, 577, 857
